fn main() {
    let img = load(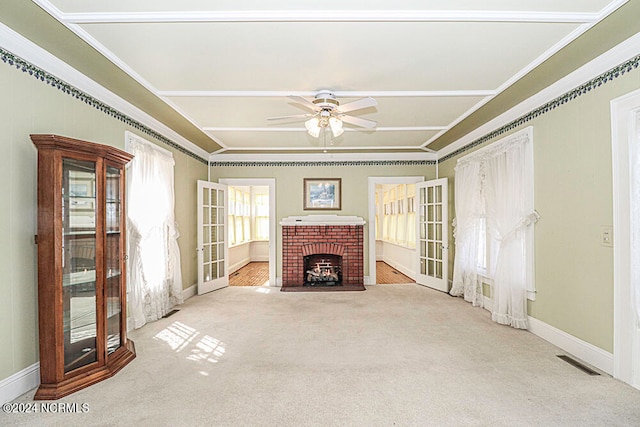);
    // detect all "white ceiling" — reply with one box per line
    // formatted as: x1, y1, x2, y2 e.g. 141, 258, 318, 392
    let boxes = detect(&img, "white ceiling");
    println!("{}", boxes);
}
32, 0, 627, 156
